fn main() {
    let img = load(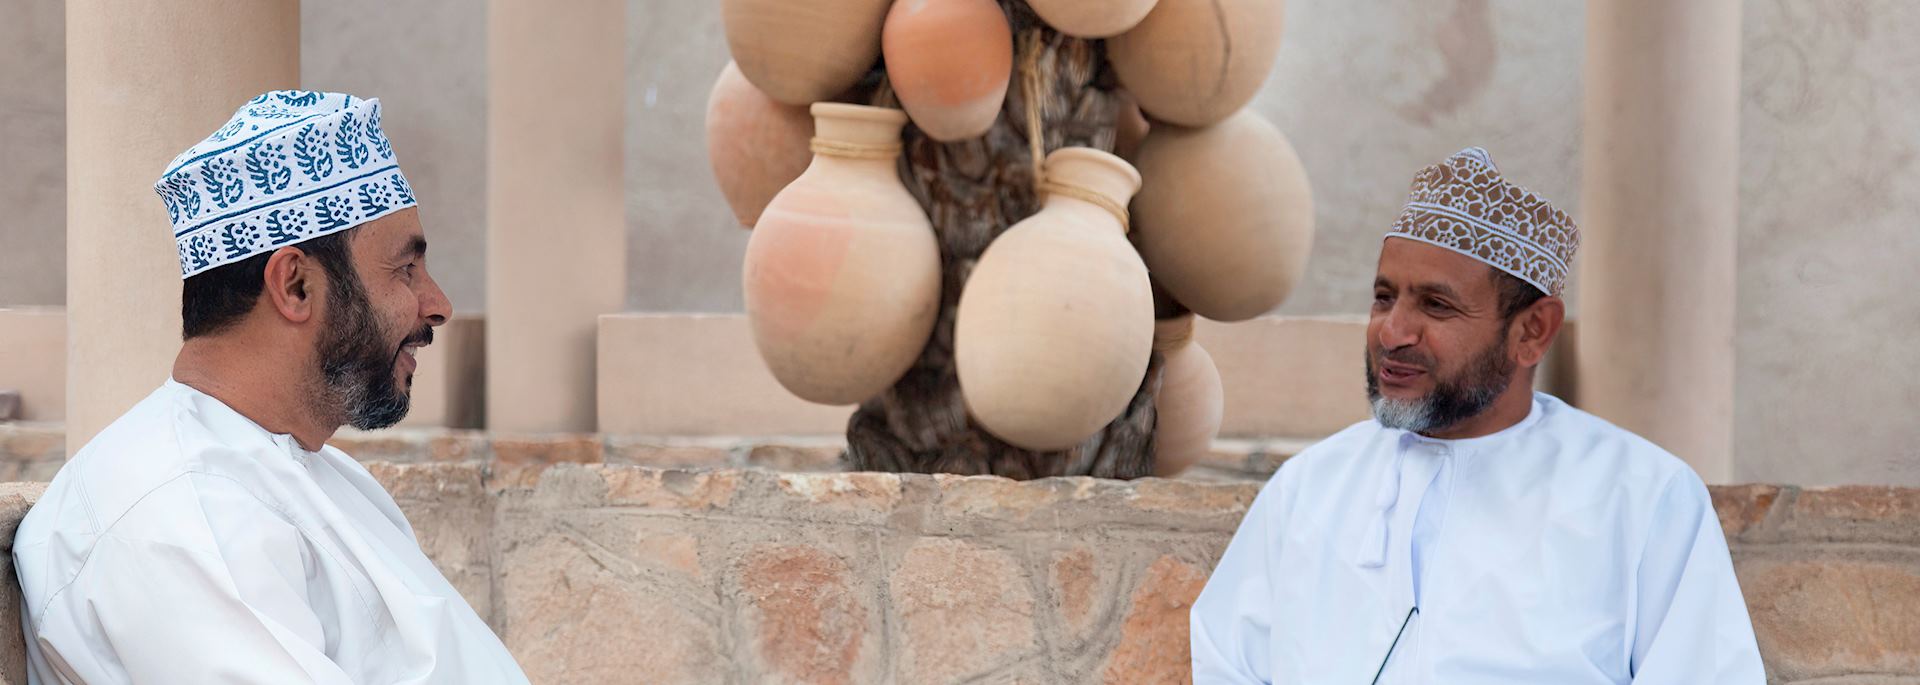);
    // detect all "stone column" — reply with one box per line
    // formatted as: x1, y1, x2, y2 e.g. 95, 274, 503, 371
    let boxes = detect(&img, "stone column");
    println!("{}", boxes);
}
66, 1, 299, 453
485, 0, 626, 433
1578, 0, 1741, 481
